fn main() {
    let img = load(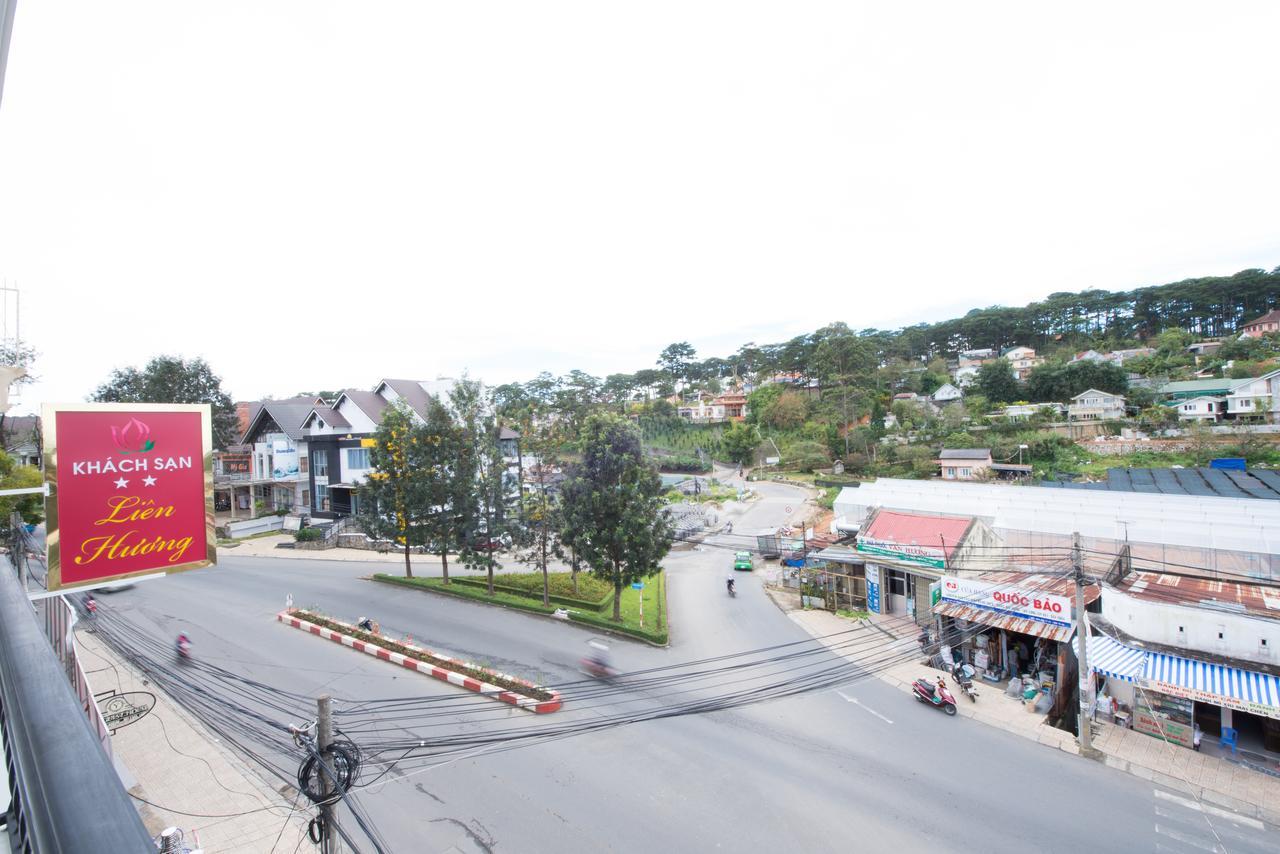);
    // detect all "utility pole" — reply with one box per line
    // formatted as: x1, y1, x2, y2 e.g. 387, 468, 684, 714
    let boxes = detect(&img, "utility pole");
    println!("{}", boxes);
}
10, 510, 24, 592
1073, 532, 1092, 752
317, 694, 337, 854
